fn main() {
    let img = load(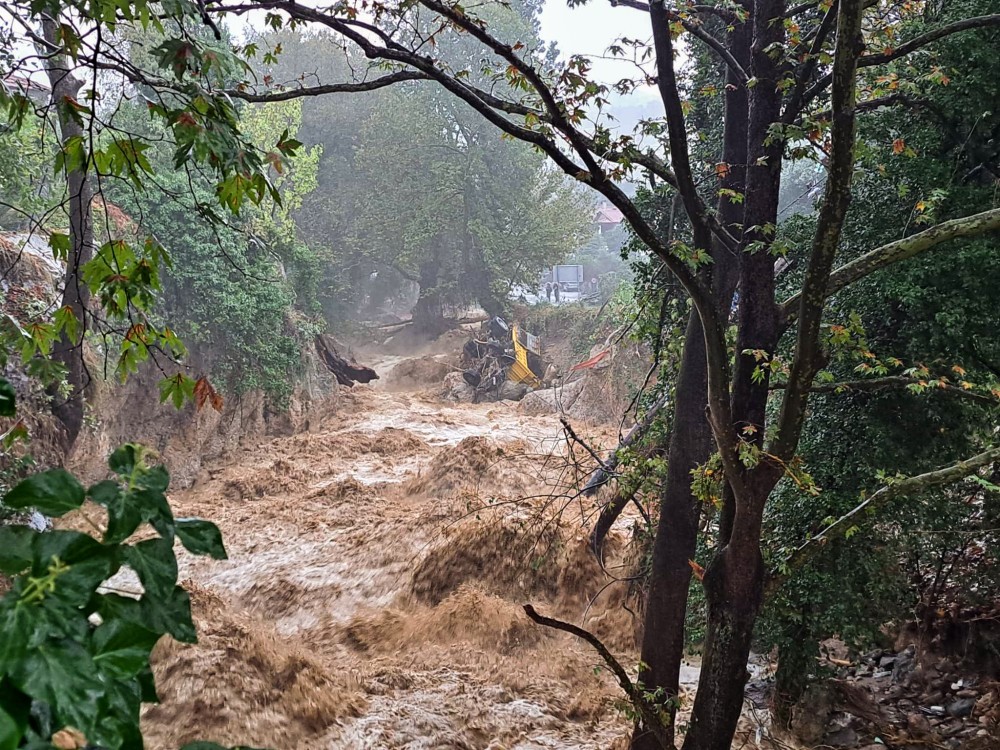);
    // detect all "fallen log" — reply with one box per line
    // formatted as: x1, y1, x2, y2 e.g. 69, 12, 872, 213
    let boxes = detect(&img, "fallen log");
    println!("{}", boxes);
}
315, 335, 379, 387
